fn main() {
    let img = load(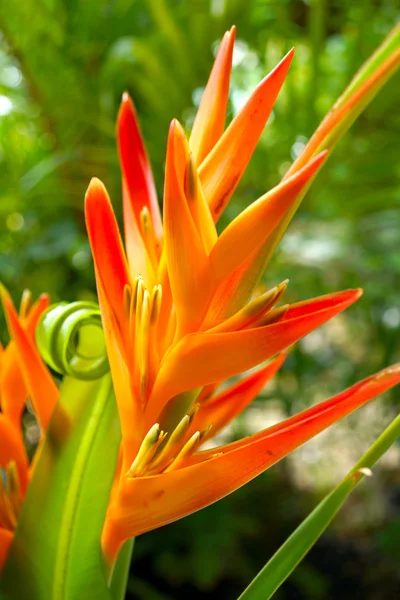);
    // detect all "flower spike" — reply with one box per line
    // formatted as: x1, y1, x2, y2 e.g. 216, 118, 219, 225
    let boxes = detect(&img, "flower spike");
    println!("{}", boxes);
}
0, 26, 398, 595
